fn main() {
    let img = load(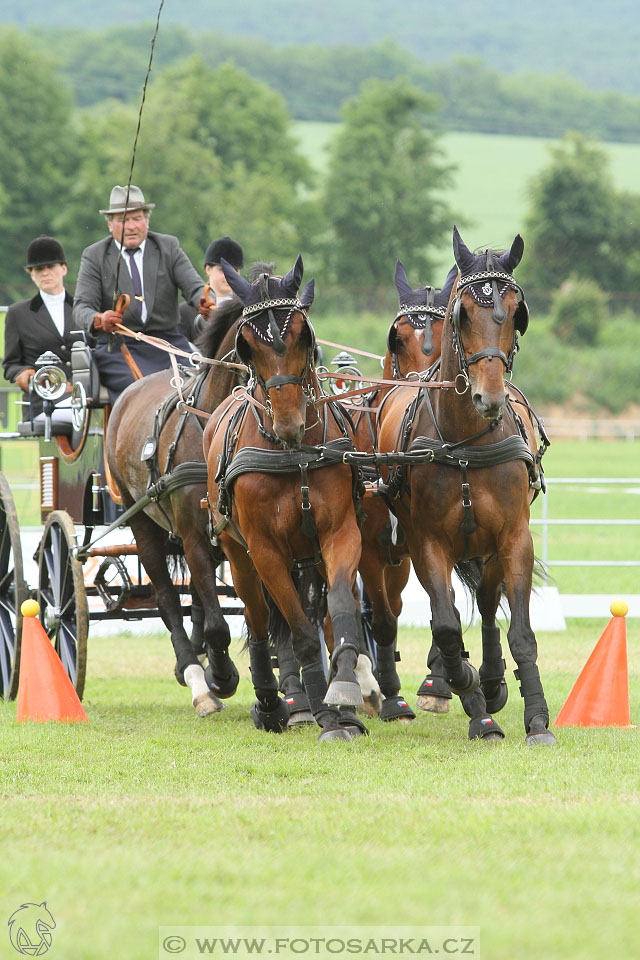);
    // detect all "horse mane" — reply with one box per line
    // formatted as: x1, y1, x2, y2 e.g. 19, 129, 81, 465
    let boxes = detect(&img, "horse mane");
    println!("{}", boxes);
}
194, 295, 244, 361
247, 261, 275, 282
